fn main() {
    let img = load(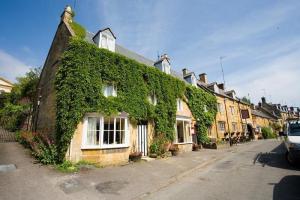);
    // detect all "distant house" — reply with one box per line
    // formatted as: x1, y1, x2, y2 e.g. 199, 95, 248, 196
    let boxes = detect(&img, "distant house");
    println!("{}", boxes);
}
0, 77, 13, 94
251, 104, 279, 137
182, 69, 254, 140
33, 6, 195, 165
